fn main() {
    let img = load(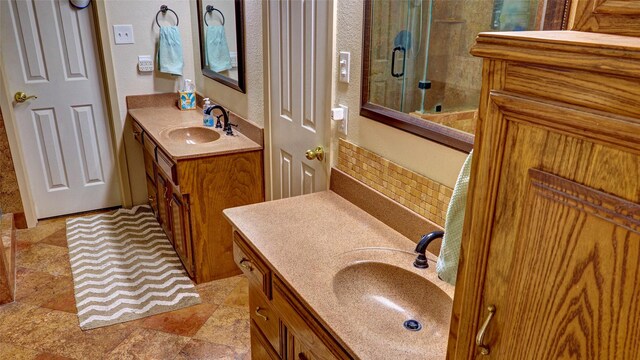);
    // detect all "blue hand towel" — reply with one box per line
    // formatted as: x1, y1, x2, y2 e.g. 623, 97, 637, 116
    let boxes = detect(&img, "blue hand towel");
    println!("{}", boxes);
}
206, 25, 232, 72
158, 26, 184, 76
